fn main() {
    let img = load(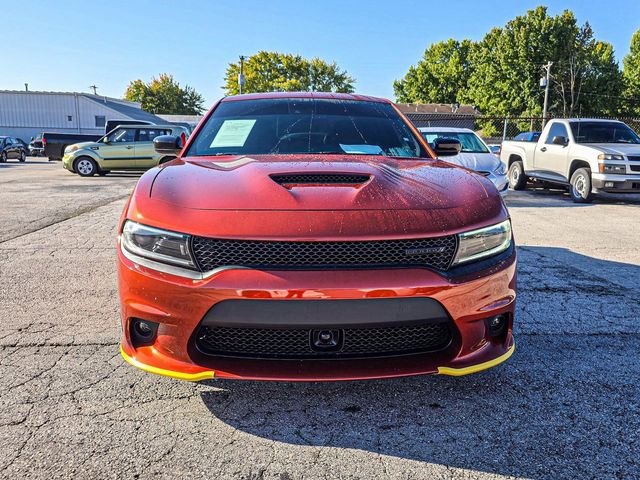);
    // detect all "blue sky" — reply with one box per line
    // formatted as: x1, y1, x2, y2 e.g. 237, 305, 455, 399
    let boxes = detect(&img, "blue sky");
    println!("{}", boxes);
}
3, 0, 639, 107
